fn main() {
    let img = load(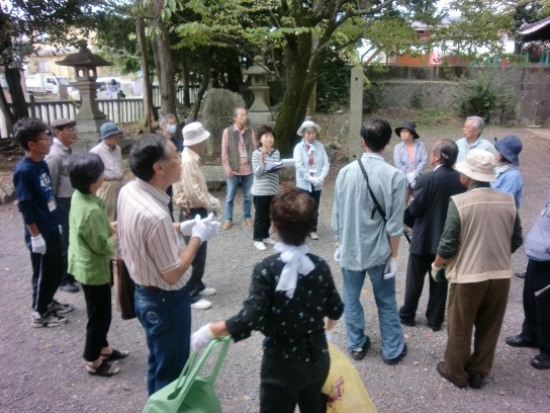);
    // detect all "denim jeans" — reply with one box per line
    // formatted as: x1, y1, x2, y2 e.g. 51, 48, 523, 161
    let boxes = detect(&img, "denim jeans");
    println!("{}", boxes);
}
341, 264, 405, 360
224, 173, 253, 222
134, 285, 191, 395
